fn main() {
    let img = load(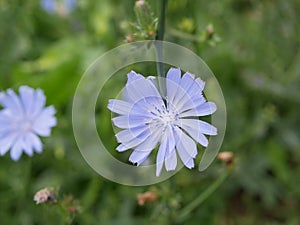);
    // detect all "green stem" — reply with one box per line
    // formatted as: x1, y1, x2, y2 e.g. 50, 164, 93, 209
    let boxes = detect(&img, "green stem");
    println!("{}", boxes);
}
155, 0, 167, 78
57, 201, 71, 225
175, 168, 231, 224
156, 0, 167, 42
